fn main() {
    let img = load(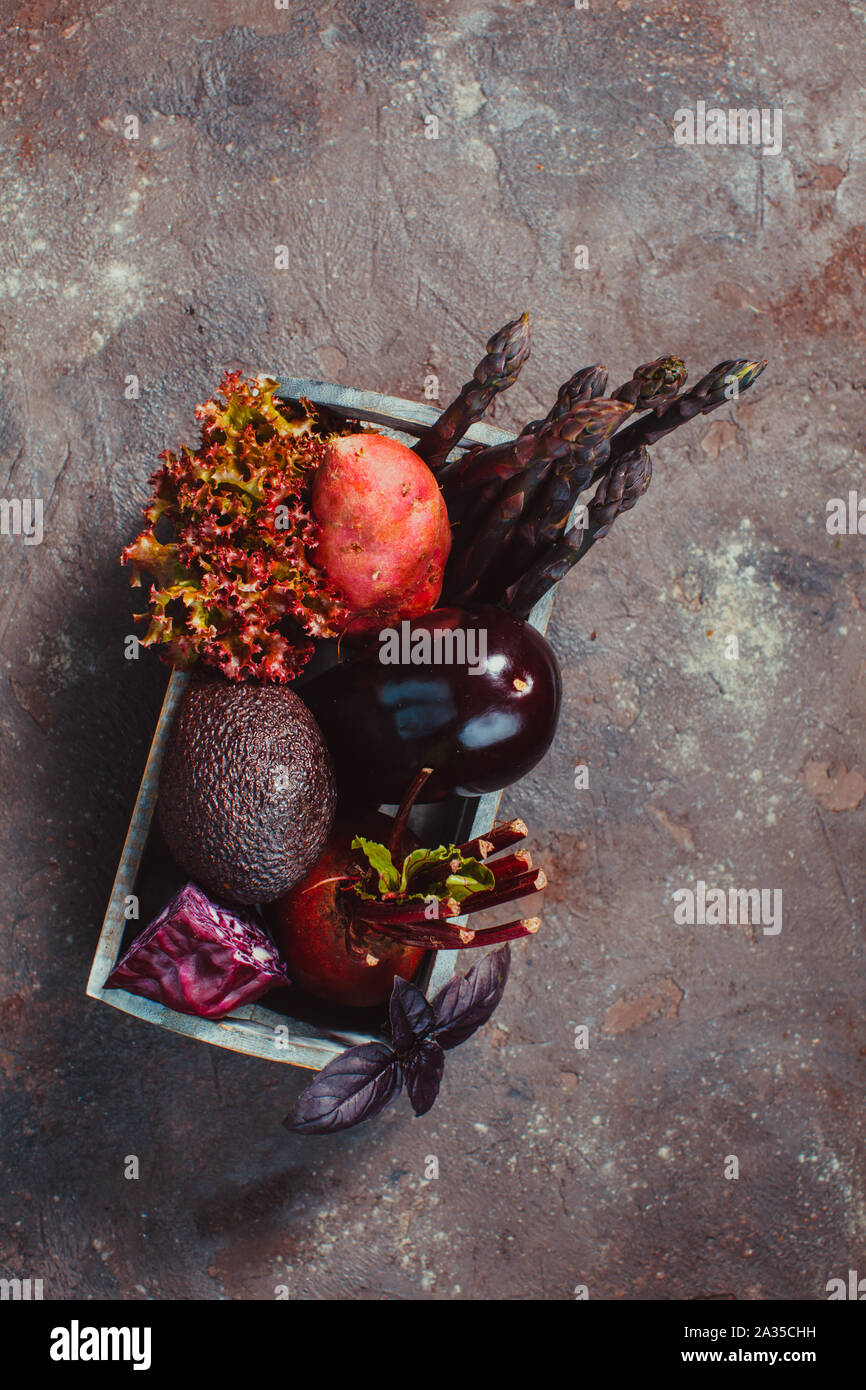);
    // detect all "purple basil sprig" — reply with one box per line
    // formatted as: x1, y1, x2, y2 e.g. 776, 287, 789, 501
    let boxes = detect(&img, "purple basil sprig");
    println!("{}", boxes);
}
285, 945, 511, 1135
